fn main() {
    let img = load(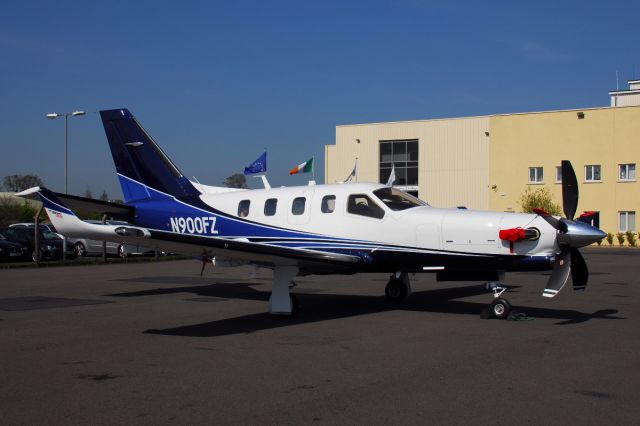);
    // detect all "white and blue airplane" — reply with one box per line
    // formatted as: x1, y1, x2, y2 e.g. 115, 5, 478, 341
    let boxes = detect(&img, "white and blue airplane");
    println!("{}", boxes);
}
19, 108, 606, 318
